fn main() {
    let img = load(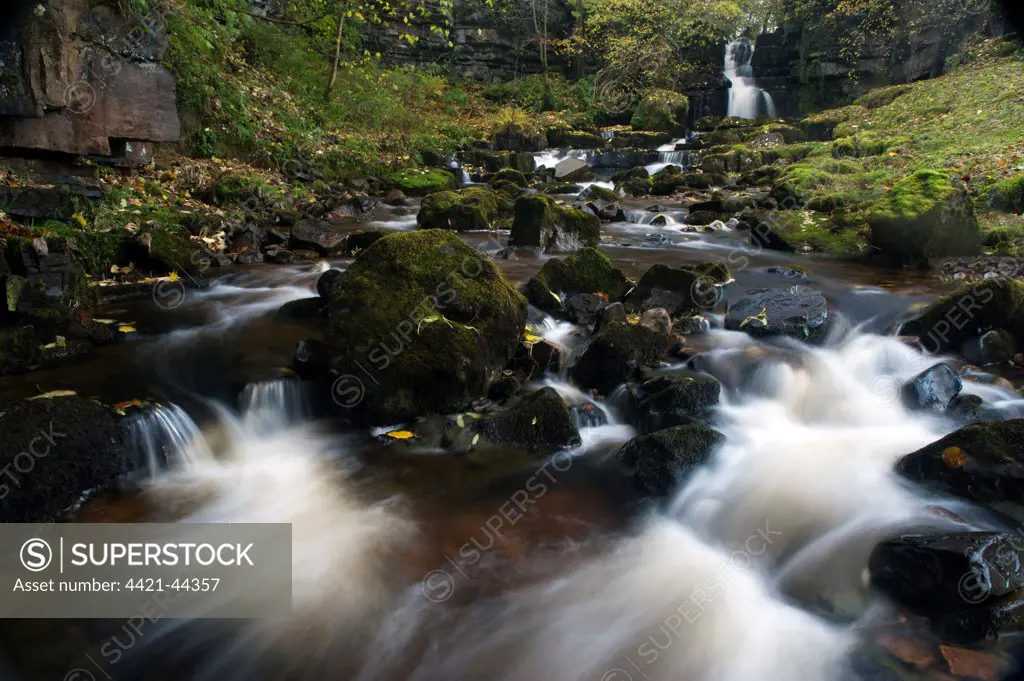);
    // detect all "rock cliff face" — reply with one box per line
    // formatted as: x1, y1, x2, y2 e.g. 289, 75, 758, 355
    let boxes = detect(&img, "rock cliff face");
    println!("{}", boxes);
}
0, 0, 180, 164
366, 0, 574, 81
751, 3, 1006, 115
